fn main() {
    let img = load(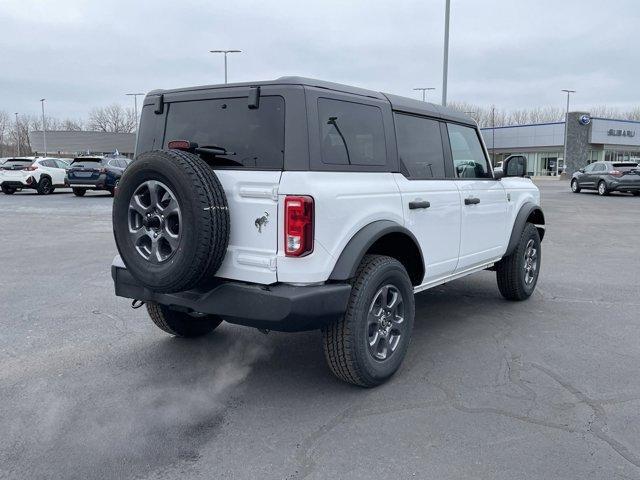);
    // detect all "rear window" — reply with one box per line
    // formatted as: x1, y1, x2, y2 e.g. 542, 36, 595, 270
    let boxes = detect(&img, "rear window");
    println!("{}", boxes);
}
613, 163, 639, 172
1, 160, 32, 168
71, 158, 103, 168
163, 96, 285, 169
